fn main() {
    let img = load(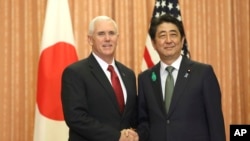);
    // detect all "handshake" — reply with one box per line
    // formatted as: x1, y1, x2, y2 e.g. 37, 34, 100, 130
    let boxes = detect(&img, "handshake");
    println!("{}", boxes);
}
119, 128, 139, 141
